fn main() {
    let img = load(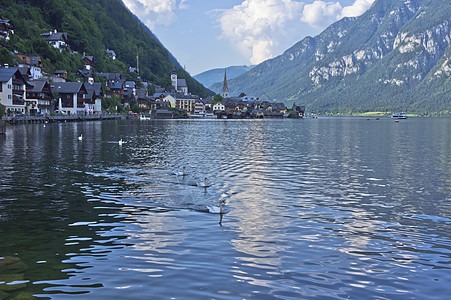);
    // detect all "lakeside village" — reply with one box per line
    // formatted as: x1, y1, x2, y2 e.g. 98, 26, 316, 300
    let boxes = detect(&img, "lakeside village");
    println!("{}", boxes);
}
0, 22, 305, 129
